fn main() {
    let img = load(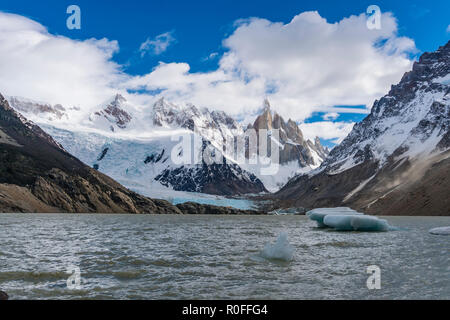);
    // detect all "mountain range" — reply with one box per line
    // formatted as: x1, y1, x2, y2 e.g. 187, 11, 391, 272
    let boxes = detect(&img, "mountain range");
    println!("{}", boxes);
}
1, 40, 449, 215
273, 41, 450, 216
0, 93, 261, 214
6, 92, 328, 199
